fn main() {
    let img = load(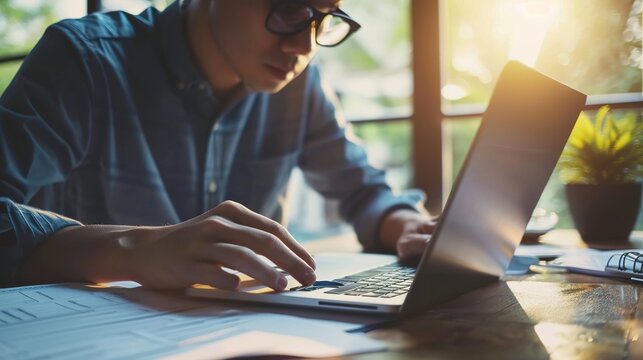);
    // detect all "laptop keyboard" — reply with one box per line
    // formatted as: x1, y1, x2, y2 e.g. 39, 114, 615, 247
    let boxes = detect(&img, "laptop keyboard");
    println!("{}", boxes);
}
290, 262, 416, 298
